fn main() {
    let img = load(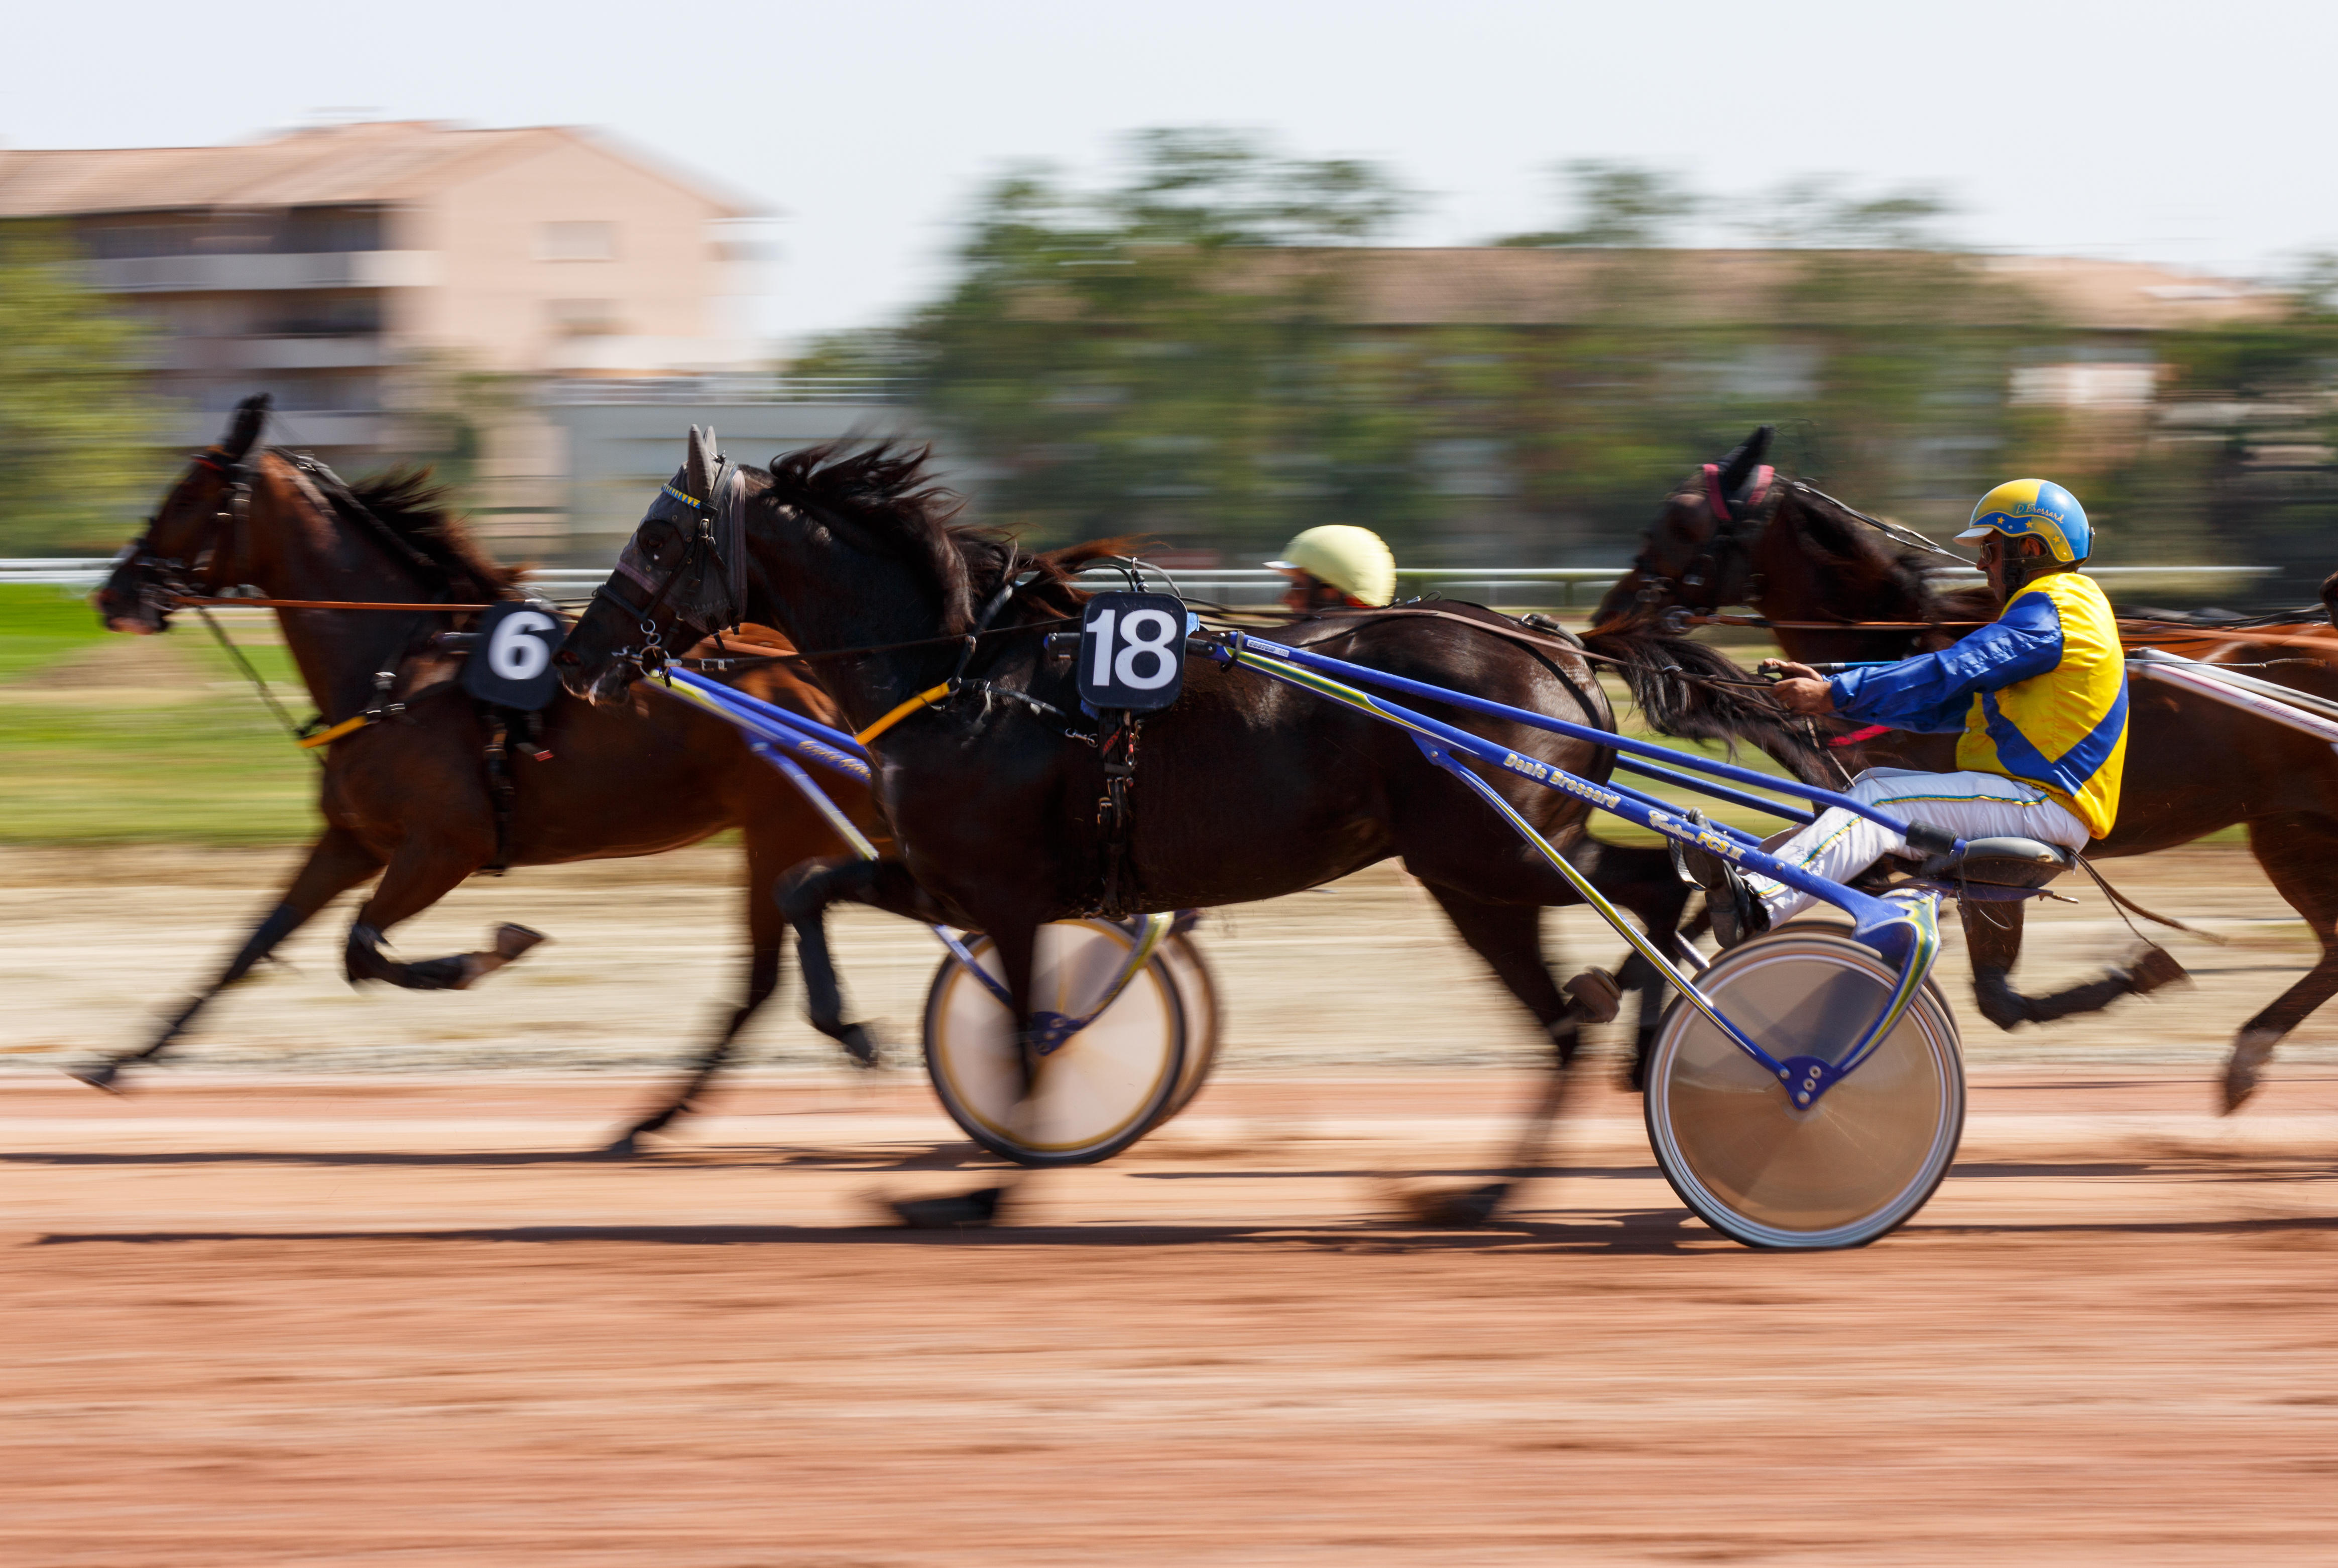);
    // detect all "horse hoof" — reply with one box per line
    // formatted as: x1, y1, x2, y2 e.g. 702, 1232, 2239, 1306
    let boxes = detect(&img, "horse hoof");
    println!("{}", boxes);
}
840, 1024, 880, 1069
1398, 1181, 1510, 1228
494, 924, 549, 960
2127, 947, 2190, 997
598, 1131, 643, 1158
2221, 1030, 2280, 1115
889, 1185, 1007, 1229
1563, 967, 1622, 1024
67, 1062, 124, 1095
